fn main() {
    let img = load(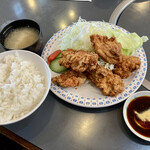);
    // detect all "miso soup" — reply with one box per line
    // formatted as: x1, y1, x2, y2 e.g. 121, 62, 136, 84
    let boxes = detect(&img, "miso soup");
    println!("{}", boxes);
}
4, 27, 39, 49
